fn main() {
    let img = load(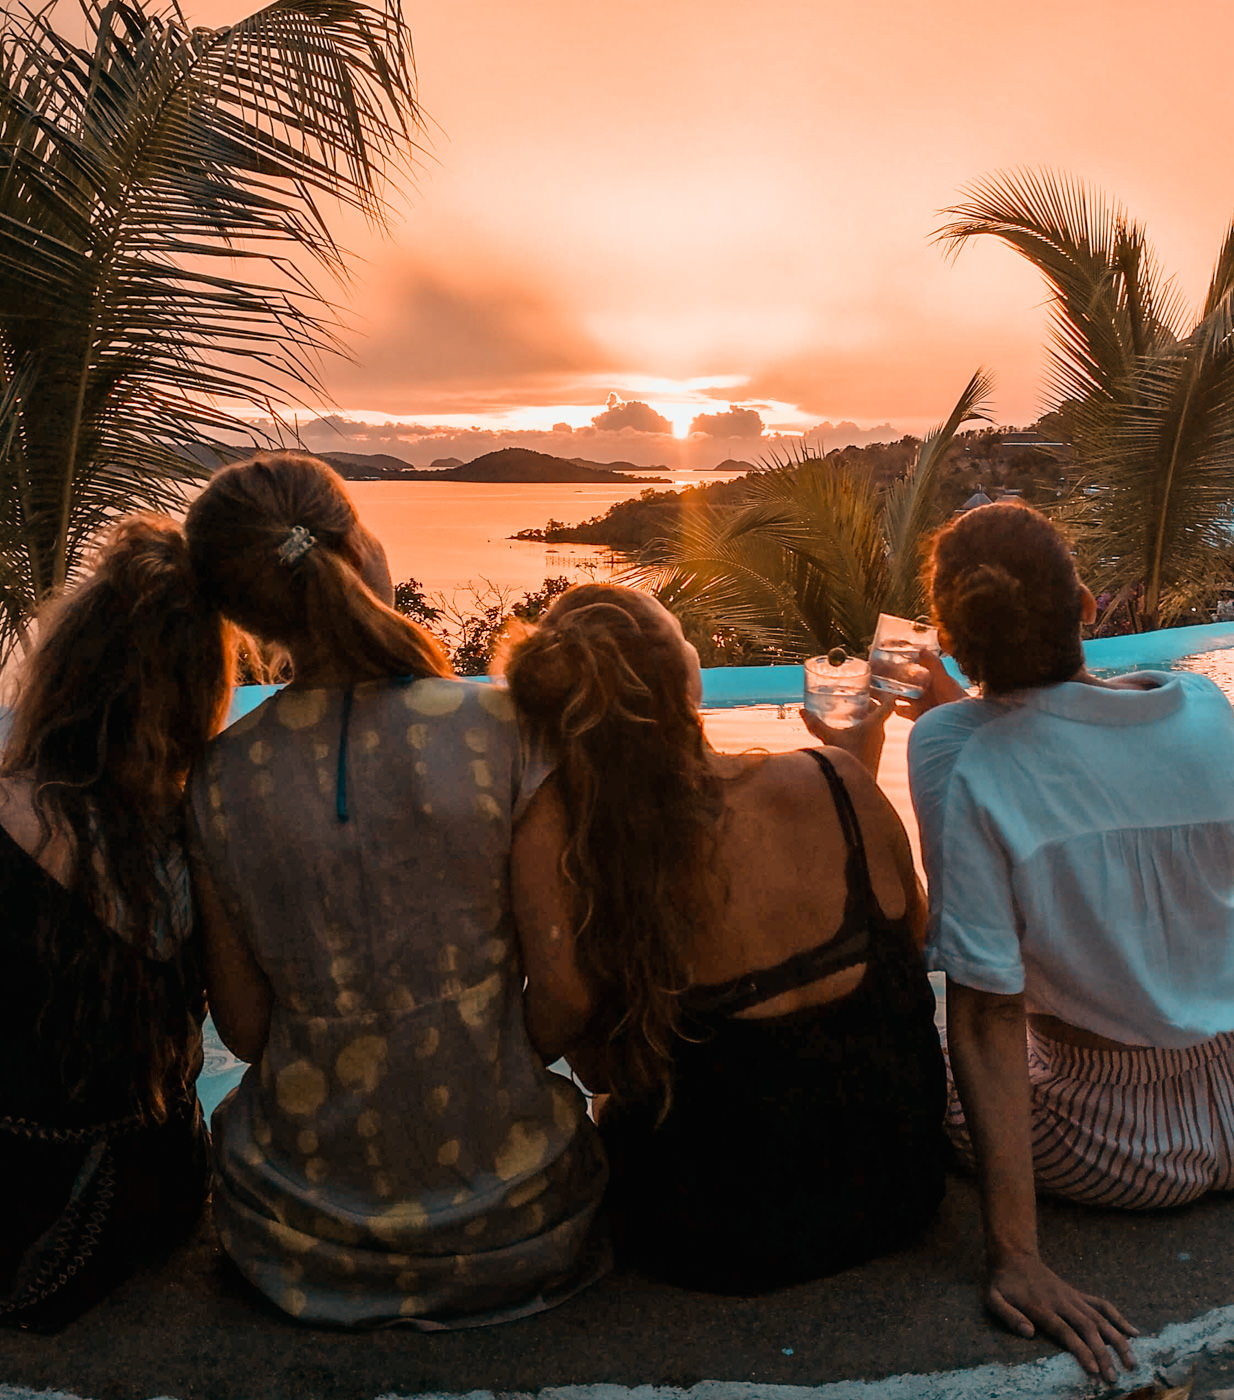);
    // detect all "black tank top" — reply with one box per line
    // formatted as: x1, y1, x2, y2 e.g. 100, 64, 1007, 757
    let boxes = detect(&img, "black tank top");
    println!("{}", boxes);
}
599, 749, 948, 1294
